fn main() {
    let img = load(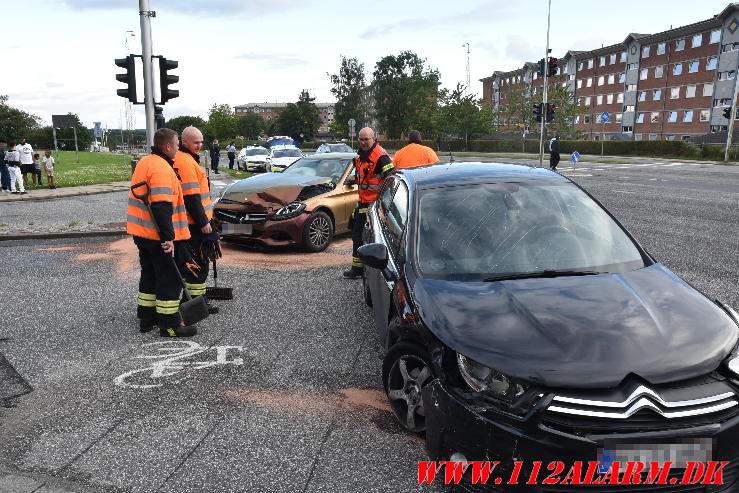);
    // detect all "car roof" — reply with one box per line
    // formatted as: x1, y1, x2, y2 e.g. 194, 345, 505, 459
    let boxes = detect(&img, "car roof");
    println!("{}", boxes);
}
397, 162, 568, 189
301, 152, 356, 159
